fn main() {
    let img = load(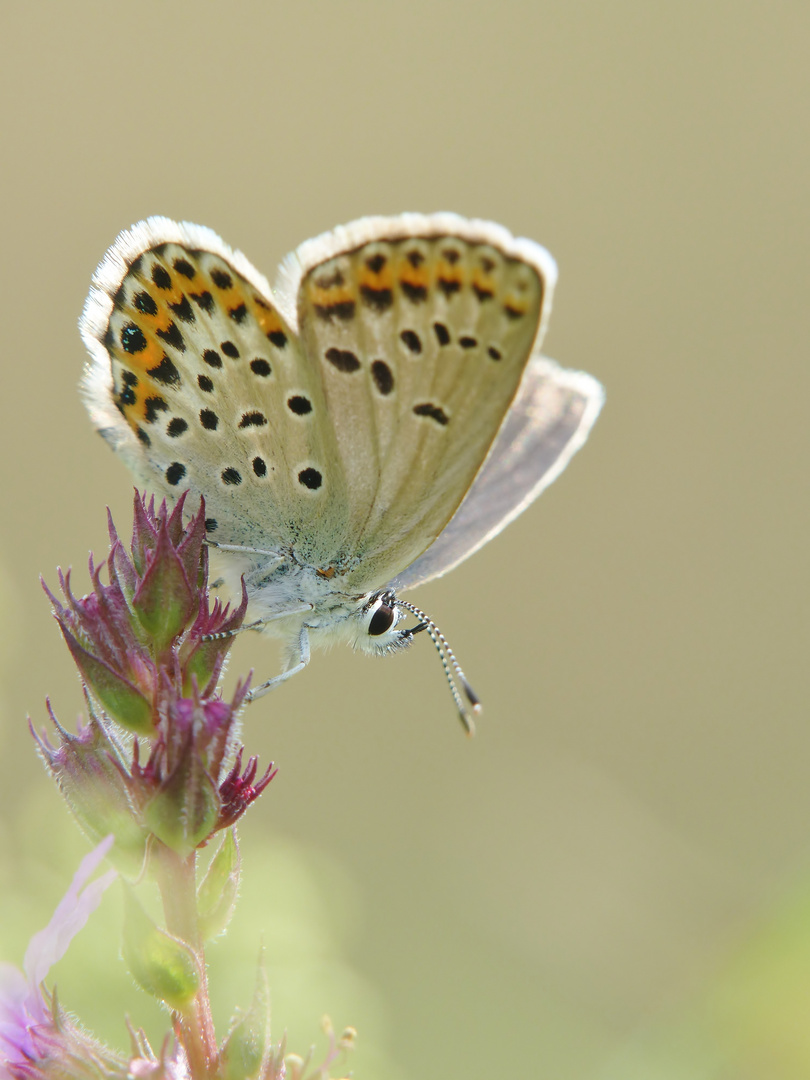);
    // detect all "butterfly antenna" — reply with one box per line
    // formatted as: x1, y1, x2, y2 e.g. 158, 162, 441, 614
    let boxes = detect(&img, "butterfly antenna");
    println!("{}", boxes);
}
397, 599, 481, 736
